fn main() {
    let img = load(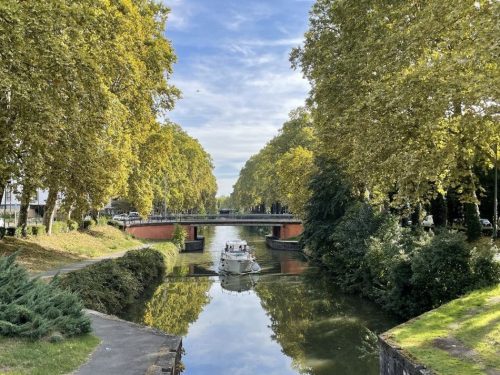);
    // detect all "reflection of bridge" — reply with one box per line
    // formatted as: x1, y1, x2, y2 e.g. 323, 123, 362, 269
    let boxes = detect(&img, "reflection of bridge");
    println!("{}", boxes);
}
123, 214, 303, 241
